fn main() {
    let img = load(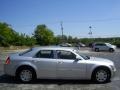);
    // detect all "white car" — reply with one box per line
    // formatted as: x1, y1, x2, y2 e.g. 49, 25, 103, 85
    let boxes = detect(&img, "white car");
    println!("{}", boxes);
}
4, 46, 116, 83
92, 43, 116, 52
